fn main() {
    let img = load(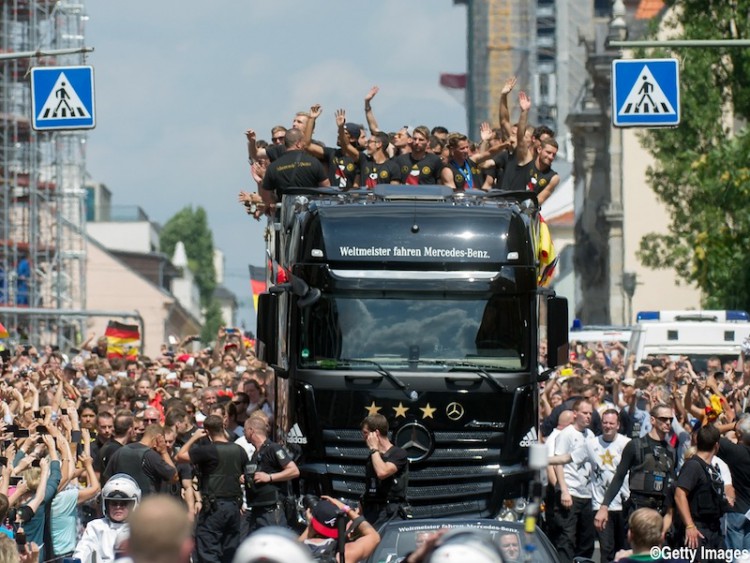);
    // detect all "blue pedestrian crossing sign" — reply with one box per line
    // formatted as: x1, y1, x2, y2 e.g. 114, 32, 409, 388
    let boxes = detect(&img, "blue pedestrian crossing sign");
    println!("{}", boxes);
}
612, 58, 679, 127
31, 66, 95, 131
